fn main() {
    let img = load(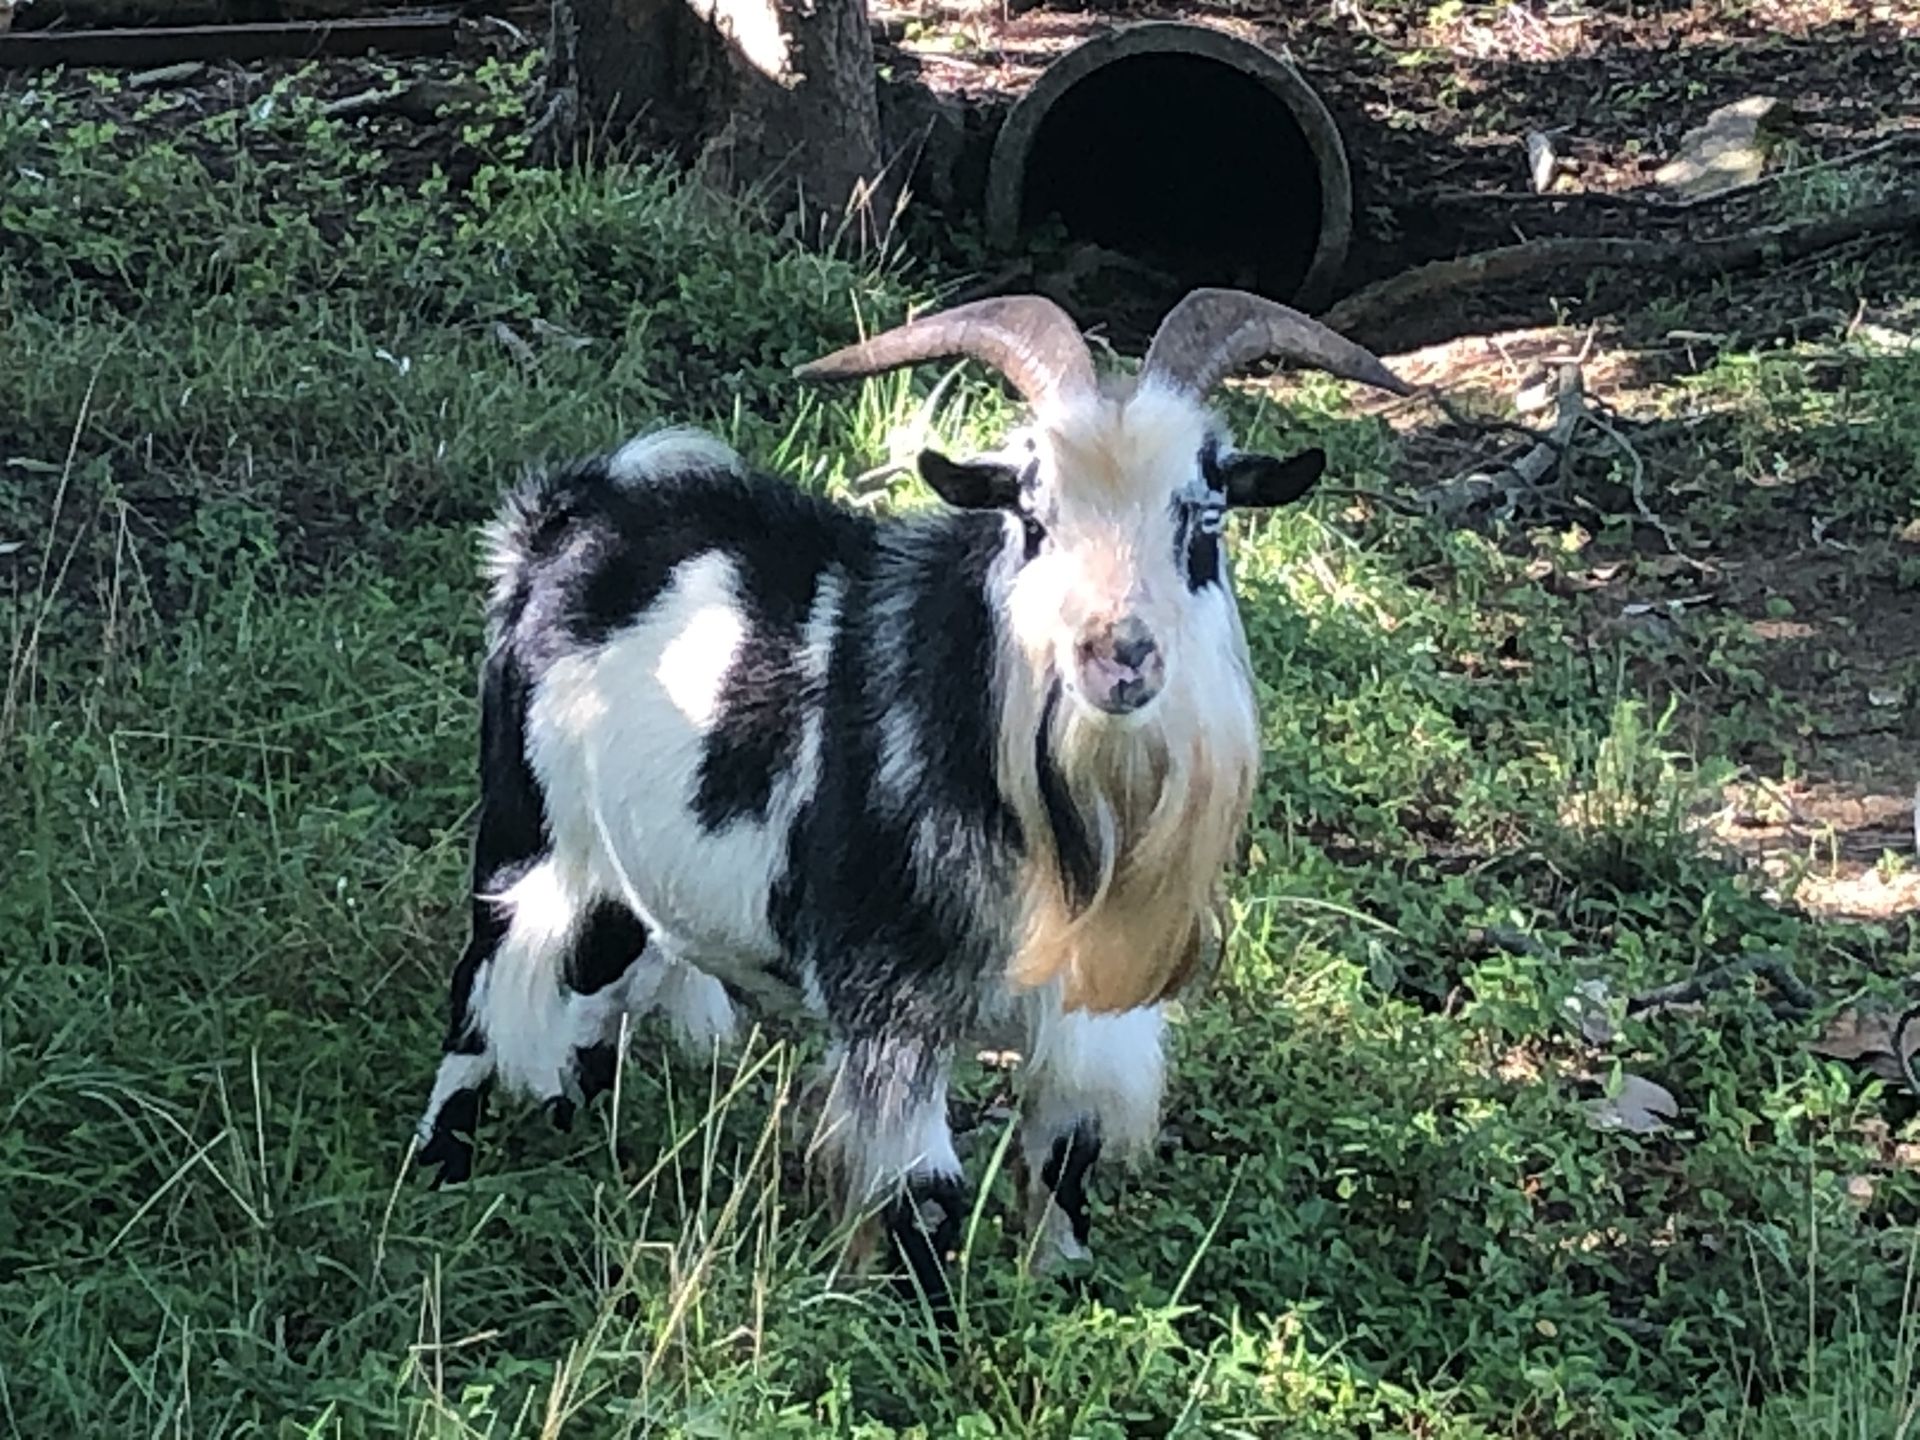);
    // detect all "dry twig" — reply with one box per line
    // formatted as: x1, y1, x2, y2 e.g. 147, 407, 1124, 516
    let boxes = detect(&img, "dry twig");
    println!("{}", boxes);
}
1628, 954, 1818, 1016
